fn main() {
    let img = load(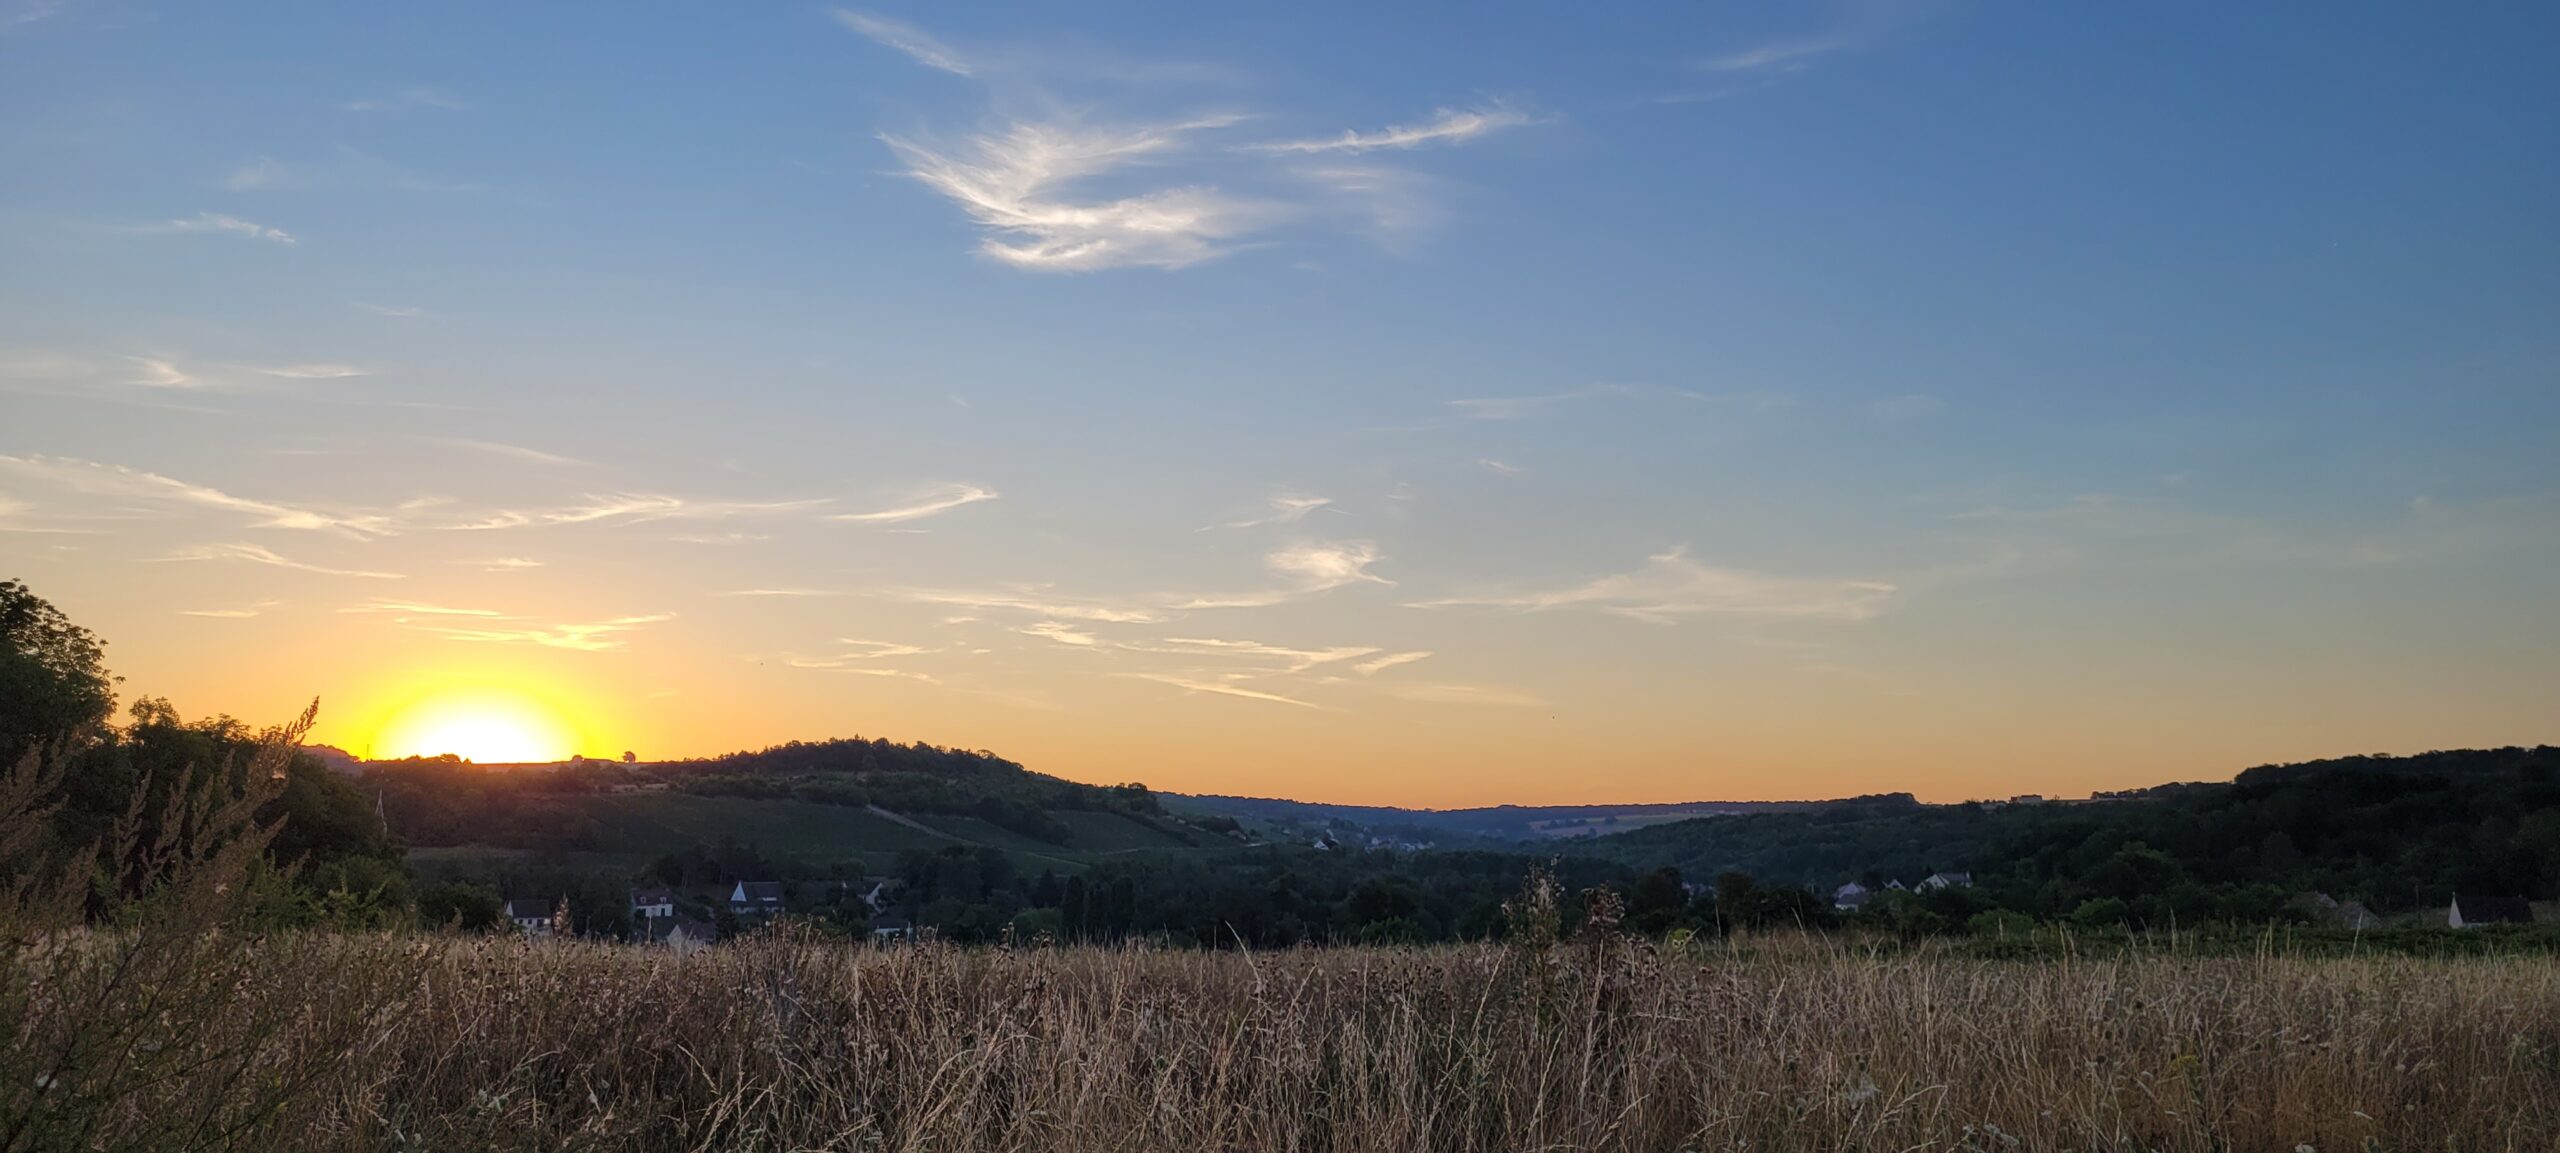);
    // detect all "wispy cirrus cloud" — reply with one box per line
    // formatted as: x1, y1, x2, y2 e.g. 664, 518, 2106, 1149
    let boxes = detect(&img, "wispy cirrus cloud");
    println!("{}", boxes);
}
337, 599, 511, 617
1015, 620, 1102, 647
129, 212, 297, 245
1149, 637, 1379, 674
1353, 650, 1433, 675
1207, 492, 1331, 531
409, 613, 674, 652
260, 363, 370, 380
849, 14, 1540, 272
443, 493, 832, 531
894, 587, 1172, 624
1126, 672, 1319, 709
179, 599, 281, 619
435, 439, 588, 467
159, 542, 404, 579
1448, 383, 1659, 420
1412, 548, 1894, 623
125, 357, 196, 388
1176, 541, 1393, 610
830, 483, 999, 524
1703, 37, 1853, 74
460, 556, 543, 571
1252, 105, 1534, 155
5, 453, 986, 540
833, 9, 974, 76
883, 118, 1273, 272
0, 454, 395, 537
